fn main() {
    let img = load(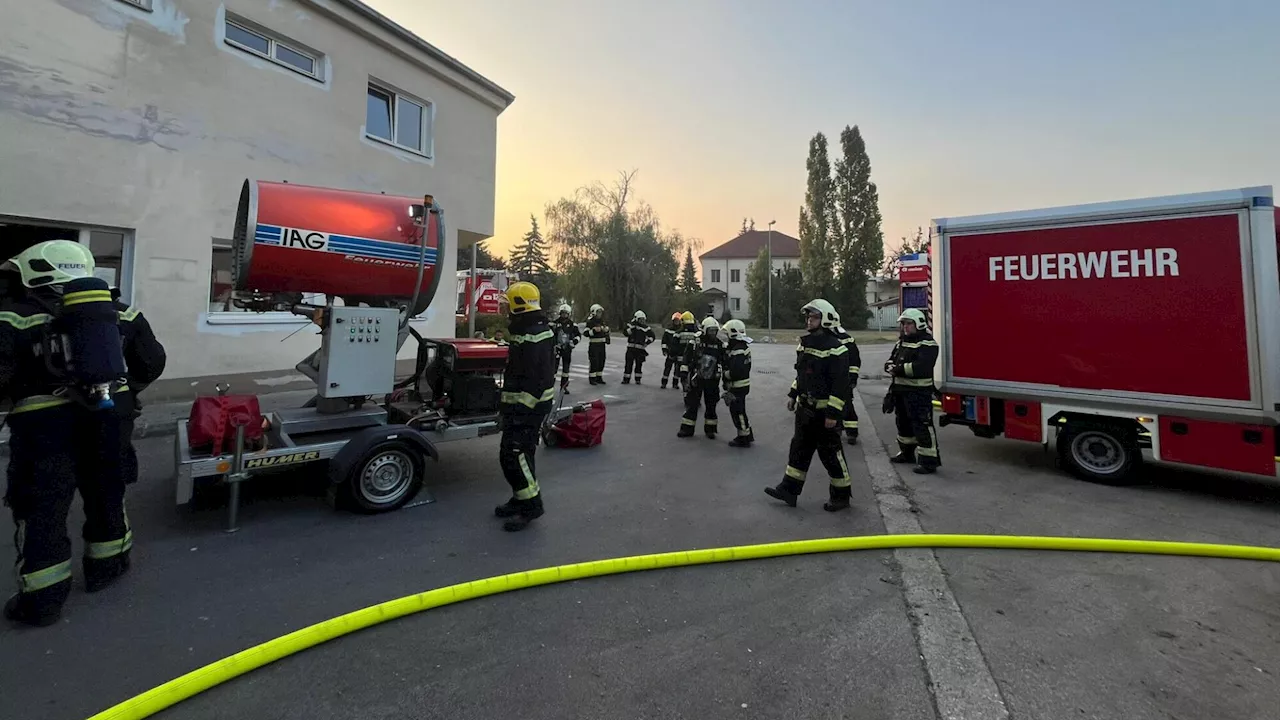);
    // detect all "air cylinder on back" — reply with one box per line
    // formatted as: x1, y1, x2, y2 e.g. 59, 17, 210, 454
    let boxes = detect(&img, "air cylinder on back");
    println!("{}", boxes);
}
56, 276, 126, 410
